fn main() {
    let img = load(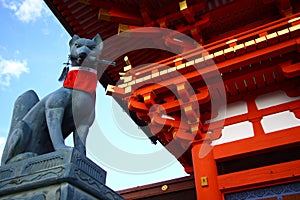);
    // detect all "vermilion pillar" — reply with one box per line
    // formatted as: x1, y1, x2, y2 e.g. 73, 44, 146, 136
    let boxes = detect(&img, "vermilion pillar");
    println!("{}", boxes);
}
192, 141, 222, 200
